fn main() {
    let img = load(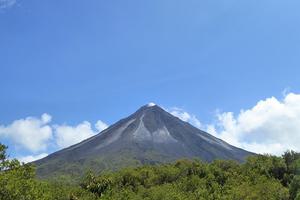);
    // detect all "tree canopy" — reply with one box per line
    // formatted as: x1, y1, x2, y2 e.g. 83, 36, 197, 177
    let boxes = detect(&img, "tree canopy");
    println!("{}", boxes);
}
1, 143, 300, 200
